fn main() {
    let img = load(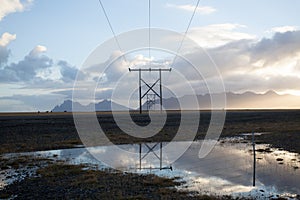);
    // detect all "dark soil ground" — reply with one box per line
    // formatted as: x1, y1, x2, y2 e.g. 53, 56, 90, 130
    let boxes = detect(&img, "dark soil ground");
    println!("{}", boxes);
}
0, 110, 299, 199
0, 110, 299, 154
0, 154, 248, 200
0, 163, 242, 200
